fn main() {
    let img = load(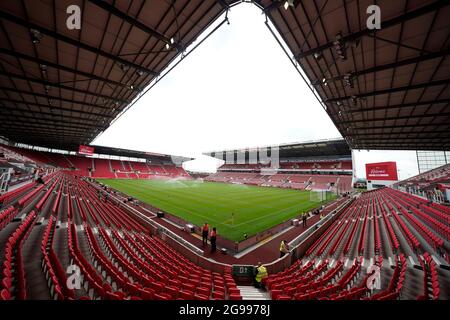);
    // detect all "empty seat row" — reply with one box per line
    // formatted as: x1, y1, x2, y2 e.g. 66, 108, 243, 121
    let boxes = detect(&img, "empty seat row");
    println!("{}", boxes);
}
0, 173, 238, 300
